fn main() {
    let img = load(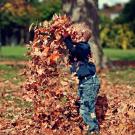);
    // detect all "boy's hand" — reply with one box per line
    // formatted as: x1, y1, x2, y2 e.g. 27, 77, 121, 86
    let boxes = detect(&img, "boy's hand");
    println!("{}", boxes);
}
71, 73, 79, 84
88, 57, 95, 64
88, 52, 95, 63
63, 30, 69, 38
